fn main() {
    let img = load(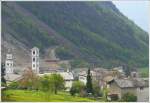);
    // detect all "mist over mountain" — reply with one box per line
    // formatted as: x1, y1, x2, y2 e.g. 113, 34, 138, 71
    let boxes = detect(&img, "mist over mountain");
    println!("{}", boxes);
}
2, 1, 148, 69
